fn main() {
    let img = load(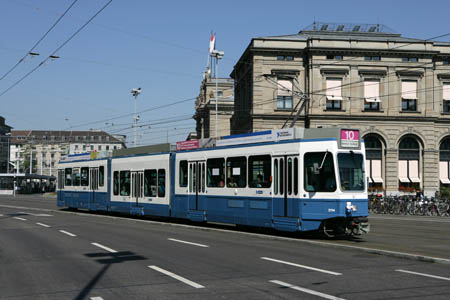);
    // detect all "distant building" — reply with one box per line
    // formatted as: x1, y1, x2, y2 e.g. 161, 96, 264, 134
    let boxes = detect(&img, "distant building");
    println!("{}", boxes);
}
194, 76, 234, 139
230, 22, 450, 196
0, 116, 12, 173
9, 130, 126, 176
